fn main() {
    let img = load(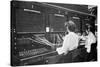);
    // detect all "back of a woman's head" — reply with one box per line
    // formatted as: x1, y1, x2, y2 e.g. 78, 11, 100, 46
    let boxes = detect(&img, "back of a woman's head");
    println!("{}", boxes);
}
67, 20, 77, 32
